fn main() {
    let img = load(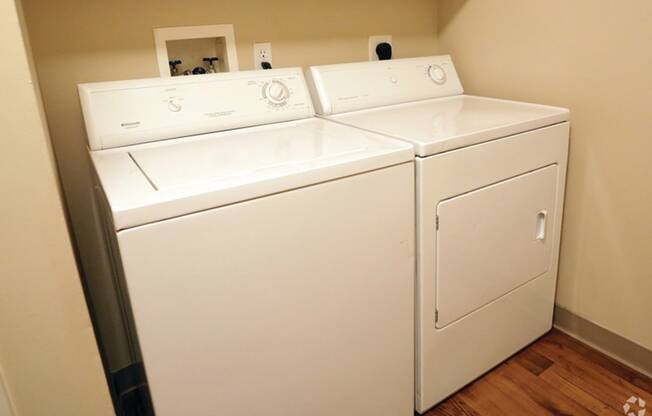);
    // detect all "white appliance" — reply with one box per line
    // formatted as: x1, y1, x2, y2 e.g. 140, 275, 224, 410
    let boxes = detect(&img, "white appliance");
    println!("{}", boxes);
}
308, 56, 570, 413
79, 68, 416, 416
